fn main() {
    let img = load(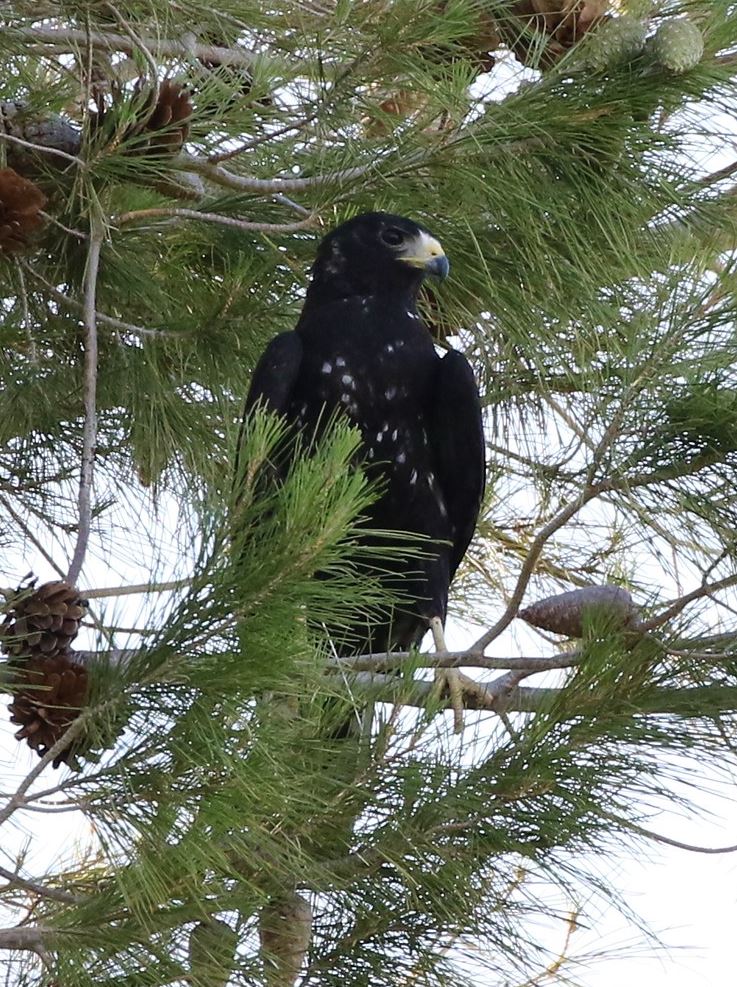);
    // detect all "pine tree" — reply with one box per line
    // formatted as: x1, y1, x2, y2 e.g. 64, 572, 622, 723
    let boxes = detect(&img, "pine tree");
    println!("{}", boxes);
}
1, 1, 737, 984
